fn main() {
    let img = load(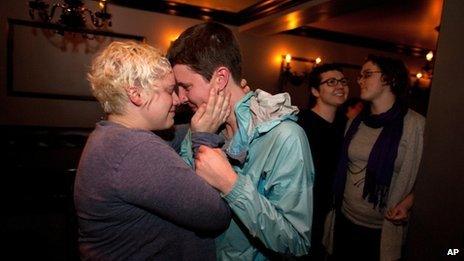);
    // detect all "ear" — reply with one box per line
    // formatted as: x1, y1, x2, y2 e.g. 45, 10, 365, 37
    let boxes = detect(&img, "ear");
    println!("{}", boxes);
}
212, 67, 230, 92
380, 75, 391, 87
125, 85, 145, 106
311, 87, 320, 98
